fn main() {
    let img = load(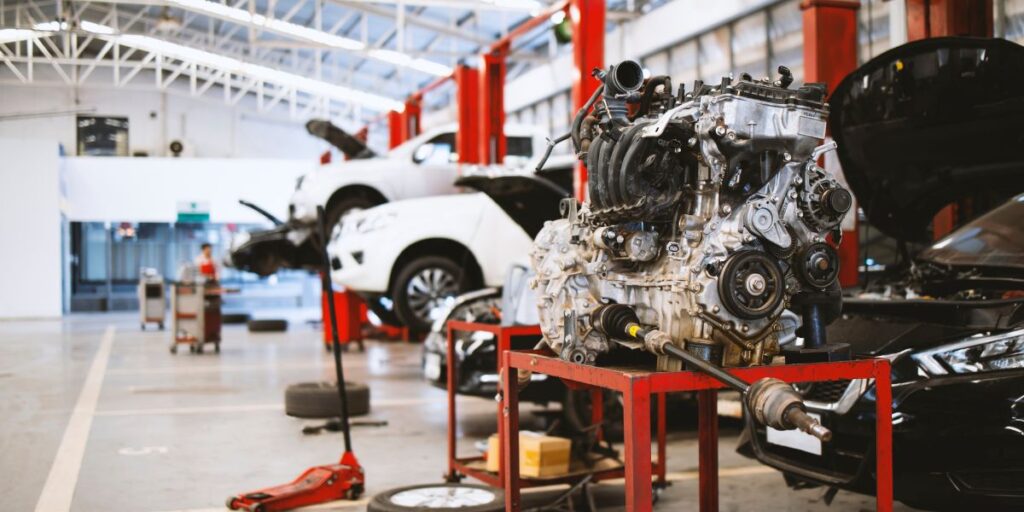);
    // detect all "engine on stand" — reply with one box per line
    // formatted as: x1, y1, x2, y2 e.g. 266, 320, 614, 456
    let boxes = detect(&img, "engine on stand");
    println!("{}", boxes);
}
530, 60, 853, 441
